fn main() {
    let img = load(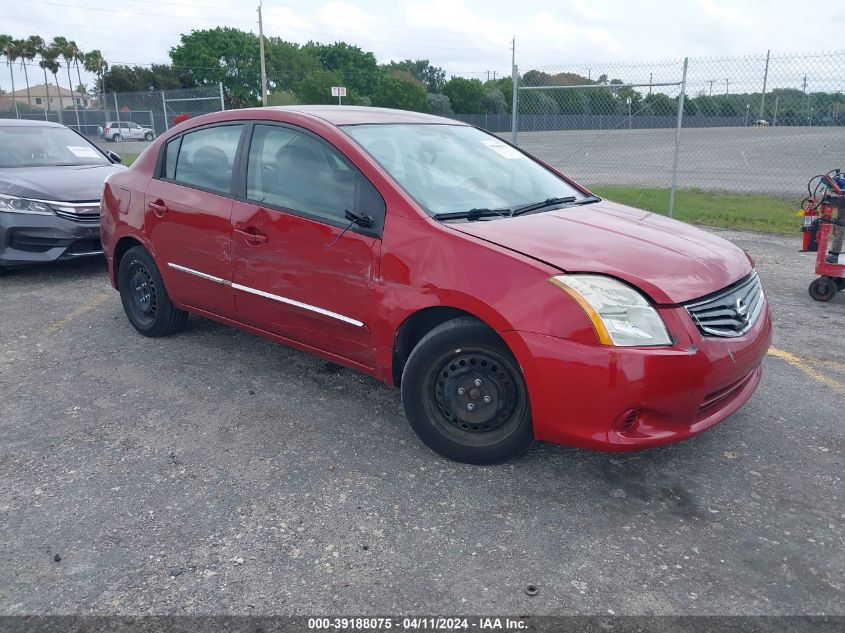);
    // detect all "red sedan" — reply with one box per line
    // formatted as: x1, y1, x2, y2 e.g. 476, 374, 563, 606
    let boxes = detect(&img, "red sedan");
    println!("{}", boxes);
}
100, 106, 772, 464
